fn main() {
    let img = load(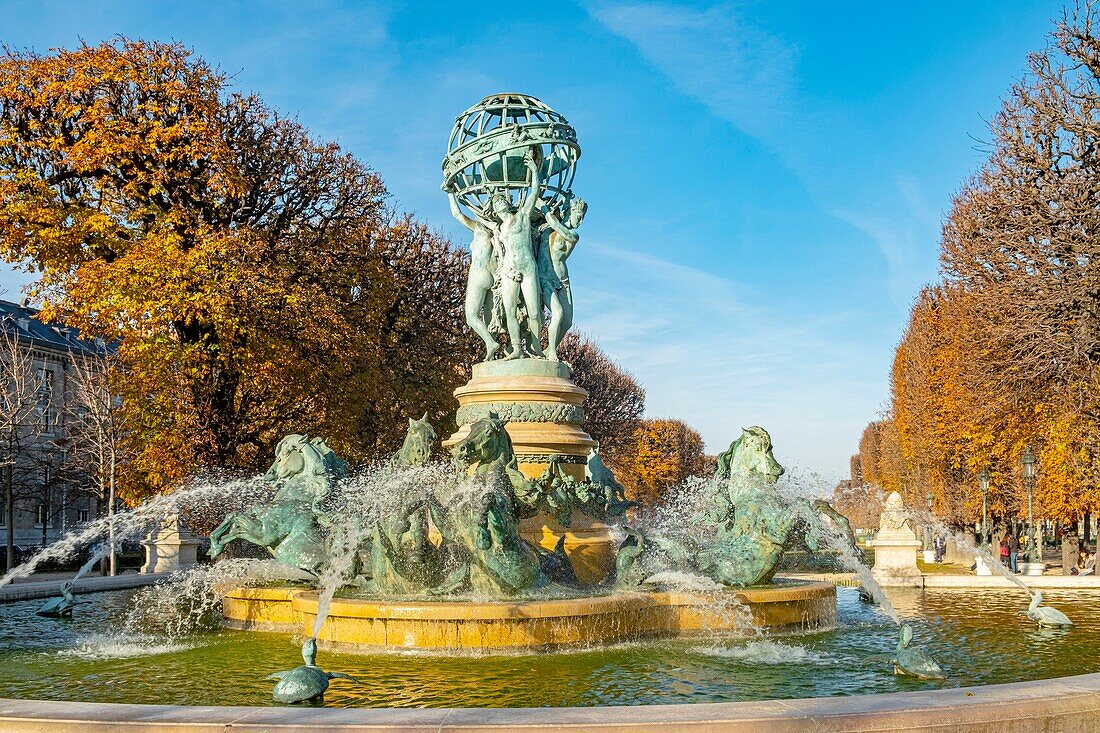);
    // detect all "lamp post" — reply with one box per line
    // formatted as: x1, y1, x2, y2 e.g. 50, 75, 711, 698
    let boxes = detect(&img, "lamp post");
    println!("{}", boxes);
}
925, 492, 936, 560
1022, 447, 1037, 562
979, 469, 990, 548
